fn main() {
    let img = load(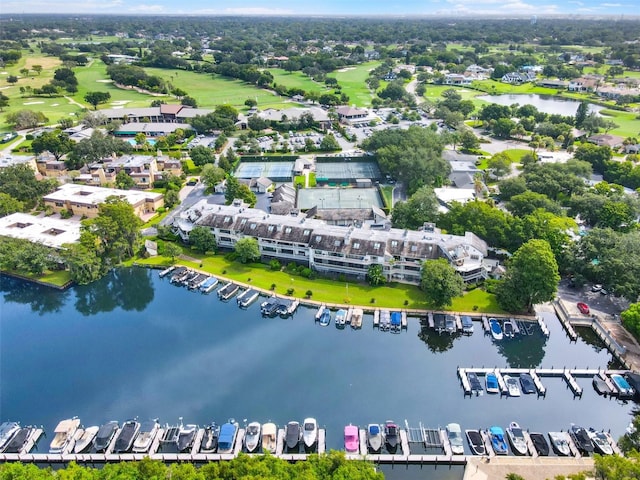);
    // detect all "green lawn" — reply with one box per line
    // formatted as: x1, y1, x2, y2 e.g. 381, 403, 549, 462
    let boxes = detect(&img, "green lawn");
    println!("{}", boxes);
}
2, 269, 72, 288
327, 61, 381, 107
380, 185, 393, 208
502, 149, 531, 162
597, 109, 640, 138
130, 251, 504, 313
471, 80, 559, 96
268, 68, 329, 94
